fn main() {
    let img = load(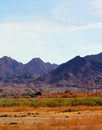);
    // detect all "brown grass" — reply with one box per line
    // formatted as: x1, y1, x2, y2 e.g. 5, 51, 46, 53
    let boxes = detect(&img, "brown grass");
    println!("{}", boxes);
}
0, 106, 102, 112
0, 106, 34, 112
49, 115, 102, 130
0, 115, 102, 130
38, 92, 102, 98
0, 106, 102, 130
